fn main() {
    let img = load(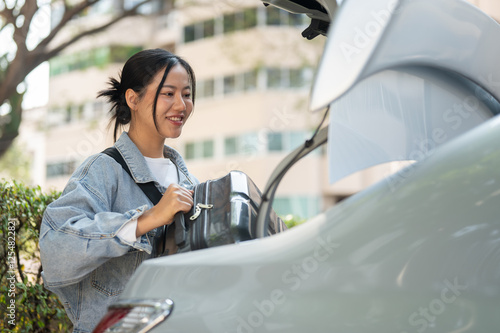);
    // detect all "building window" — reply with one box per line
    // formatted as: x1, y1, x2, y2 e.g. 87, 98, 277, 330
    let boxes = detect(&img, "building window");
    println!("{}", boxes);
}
184, 25, 196, 43
267, 68, 282, 88
244, 70, 258, 91
109, 45, 143, 63
220, 131, 310, 159
199, 79, 215, 99
46, 161, 76, 178
78, 50, 92, 69
267, 68, 312, 89
224, 137, 238, 156
289, 12, 307, 27
203, 19, 215, 38
196, 67, 312, 100
267, 131, 310, 152
267, 132, 283, 151
287, 131, 308, 150
243, 8, 258, 29
185, 142, 196, 160
185, 140, 214, 160
223, 12, 237, 34
289, 68, 304, 88
223, 133, 261, 157
47, 107, 66, 127
49, 45, 142, 76
93, 100, 105, 116
240, 133, 259, 155
94, 47, 110, 67
266, 6, 282, 26
183, 6, 305, 44
202, 140, 214, 158
273, 196, 321, 219
223, 75, 237, 95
